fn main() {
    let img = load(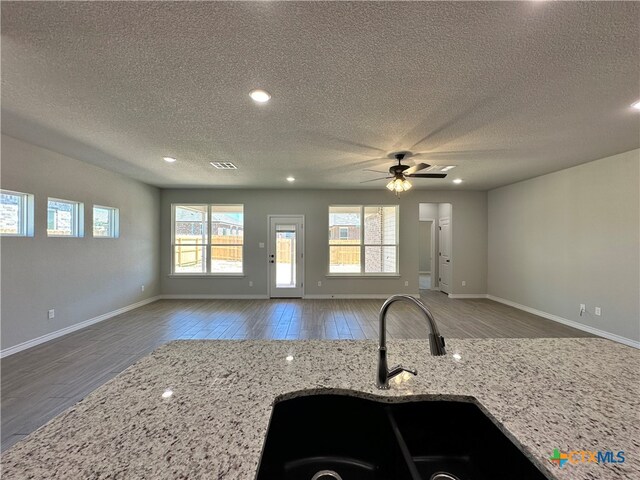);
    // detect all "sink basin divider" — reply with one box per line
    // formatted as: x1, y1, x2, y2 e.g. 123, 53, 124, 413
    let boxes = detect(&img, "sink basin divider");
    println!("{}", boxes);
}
385, 407, 423, 480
